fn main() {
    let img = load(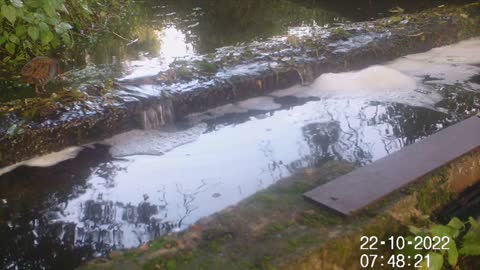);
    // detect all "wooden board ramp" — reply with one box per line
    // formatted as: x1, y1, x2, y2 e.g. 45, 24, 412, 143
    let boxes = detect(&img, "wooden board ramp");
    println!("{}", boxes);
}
304, 115, 480, 216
